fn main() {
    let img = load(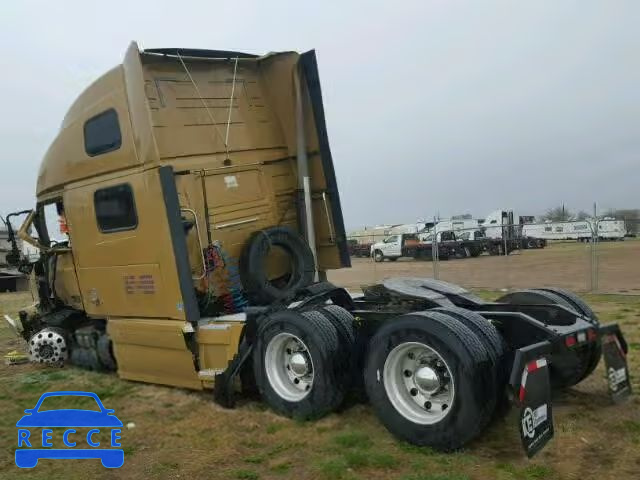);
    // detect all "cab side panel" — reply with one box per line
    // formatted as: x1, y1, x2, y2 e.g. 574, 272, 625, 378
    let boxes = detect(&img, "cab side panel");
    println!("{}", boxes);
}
63, 169, 188, 321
